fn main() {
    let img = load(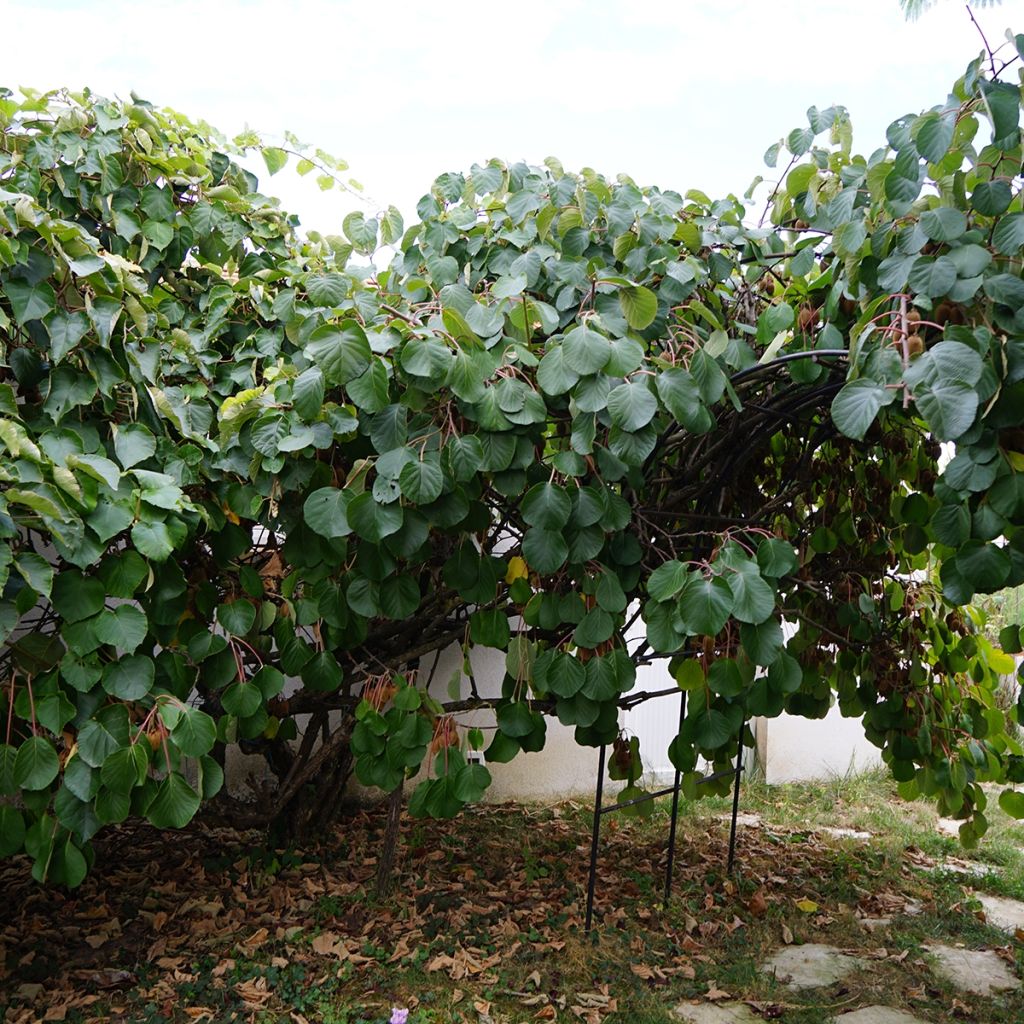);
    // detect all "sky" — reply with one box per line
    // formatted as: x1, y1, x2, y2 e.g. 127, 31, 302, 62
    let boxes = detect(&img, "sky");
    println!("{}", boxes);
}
3, 0, 1021, 234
